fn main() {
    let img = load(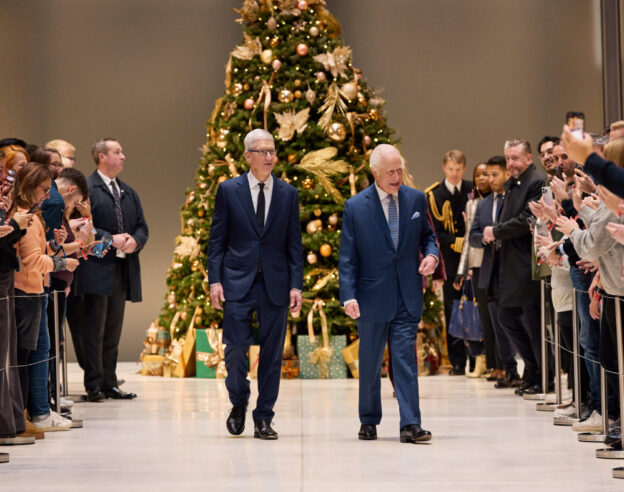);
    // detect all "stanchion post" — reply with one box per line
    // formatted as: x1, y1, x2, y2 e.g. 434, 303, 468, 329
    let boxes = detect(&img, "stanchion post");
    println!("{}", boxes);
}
572, 293, 582, 420
61, 313, 68, 398
53, 290, 61, 415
